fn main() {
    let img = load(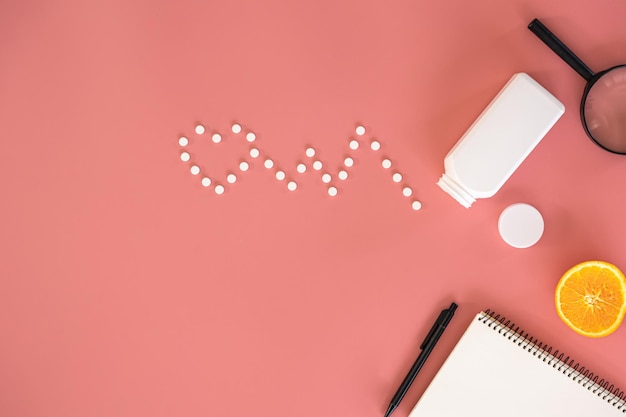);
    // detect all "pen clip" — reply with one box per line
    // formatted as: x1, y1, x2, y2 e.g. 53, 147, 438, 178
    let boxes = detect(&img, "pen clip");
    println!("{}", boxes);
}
419, 303, 457, 350
420, 310, 446, 350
